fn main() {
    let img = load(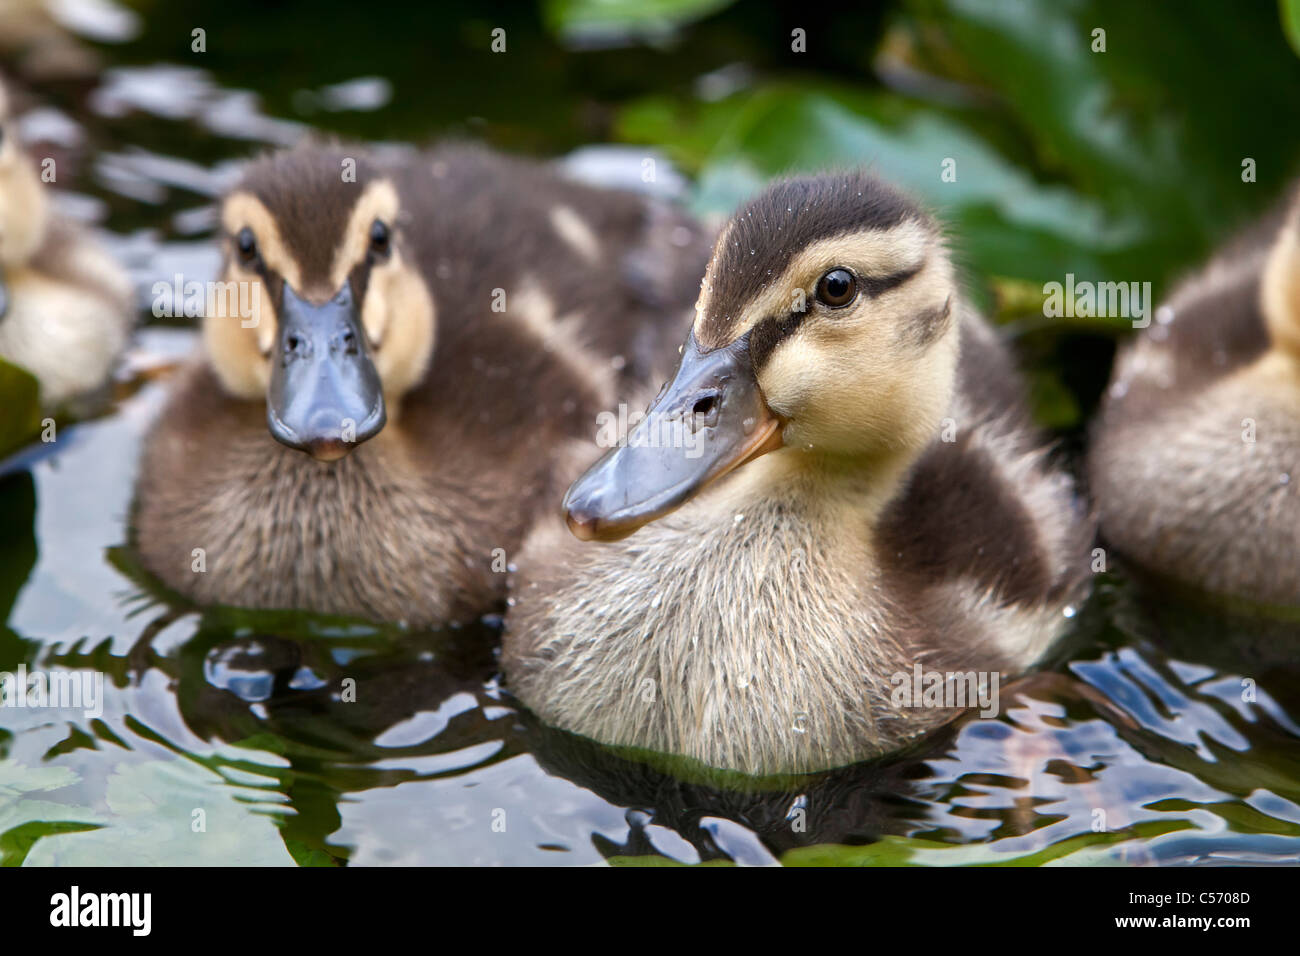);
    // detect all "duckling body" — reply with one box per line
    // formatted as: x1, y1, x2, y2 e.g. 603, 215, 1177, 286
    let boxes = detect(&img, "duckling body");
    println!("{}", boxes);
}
504, 173, 1091, 776
0, 82, 132, 408
1089, 194, 1300, 605
133, 143, 709, 626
